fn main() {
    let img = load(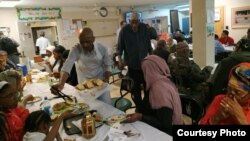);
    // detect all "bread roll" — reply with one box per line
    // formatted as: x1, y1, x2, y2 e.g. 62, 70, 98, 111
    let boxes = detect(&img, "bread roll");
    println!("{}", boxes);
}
93, 79, 104, 86
75, 83, 85, 90
84, 81, 94, 89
